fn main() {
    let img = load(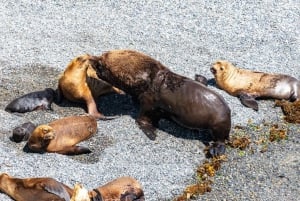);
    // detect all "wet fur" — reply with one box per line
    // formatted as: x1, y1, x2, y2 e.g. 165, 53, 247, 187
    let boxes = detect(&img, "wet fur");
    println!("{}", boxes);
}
5, 88, 55, 113
27, 115, 97, 155
211, 60, 300, 110
0, 173, 73, 201
93, 50, 231, 156
57, 54, 123, 119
